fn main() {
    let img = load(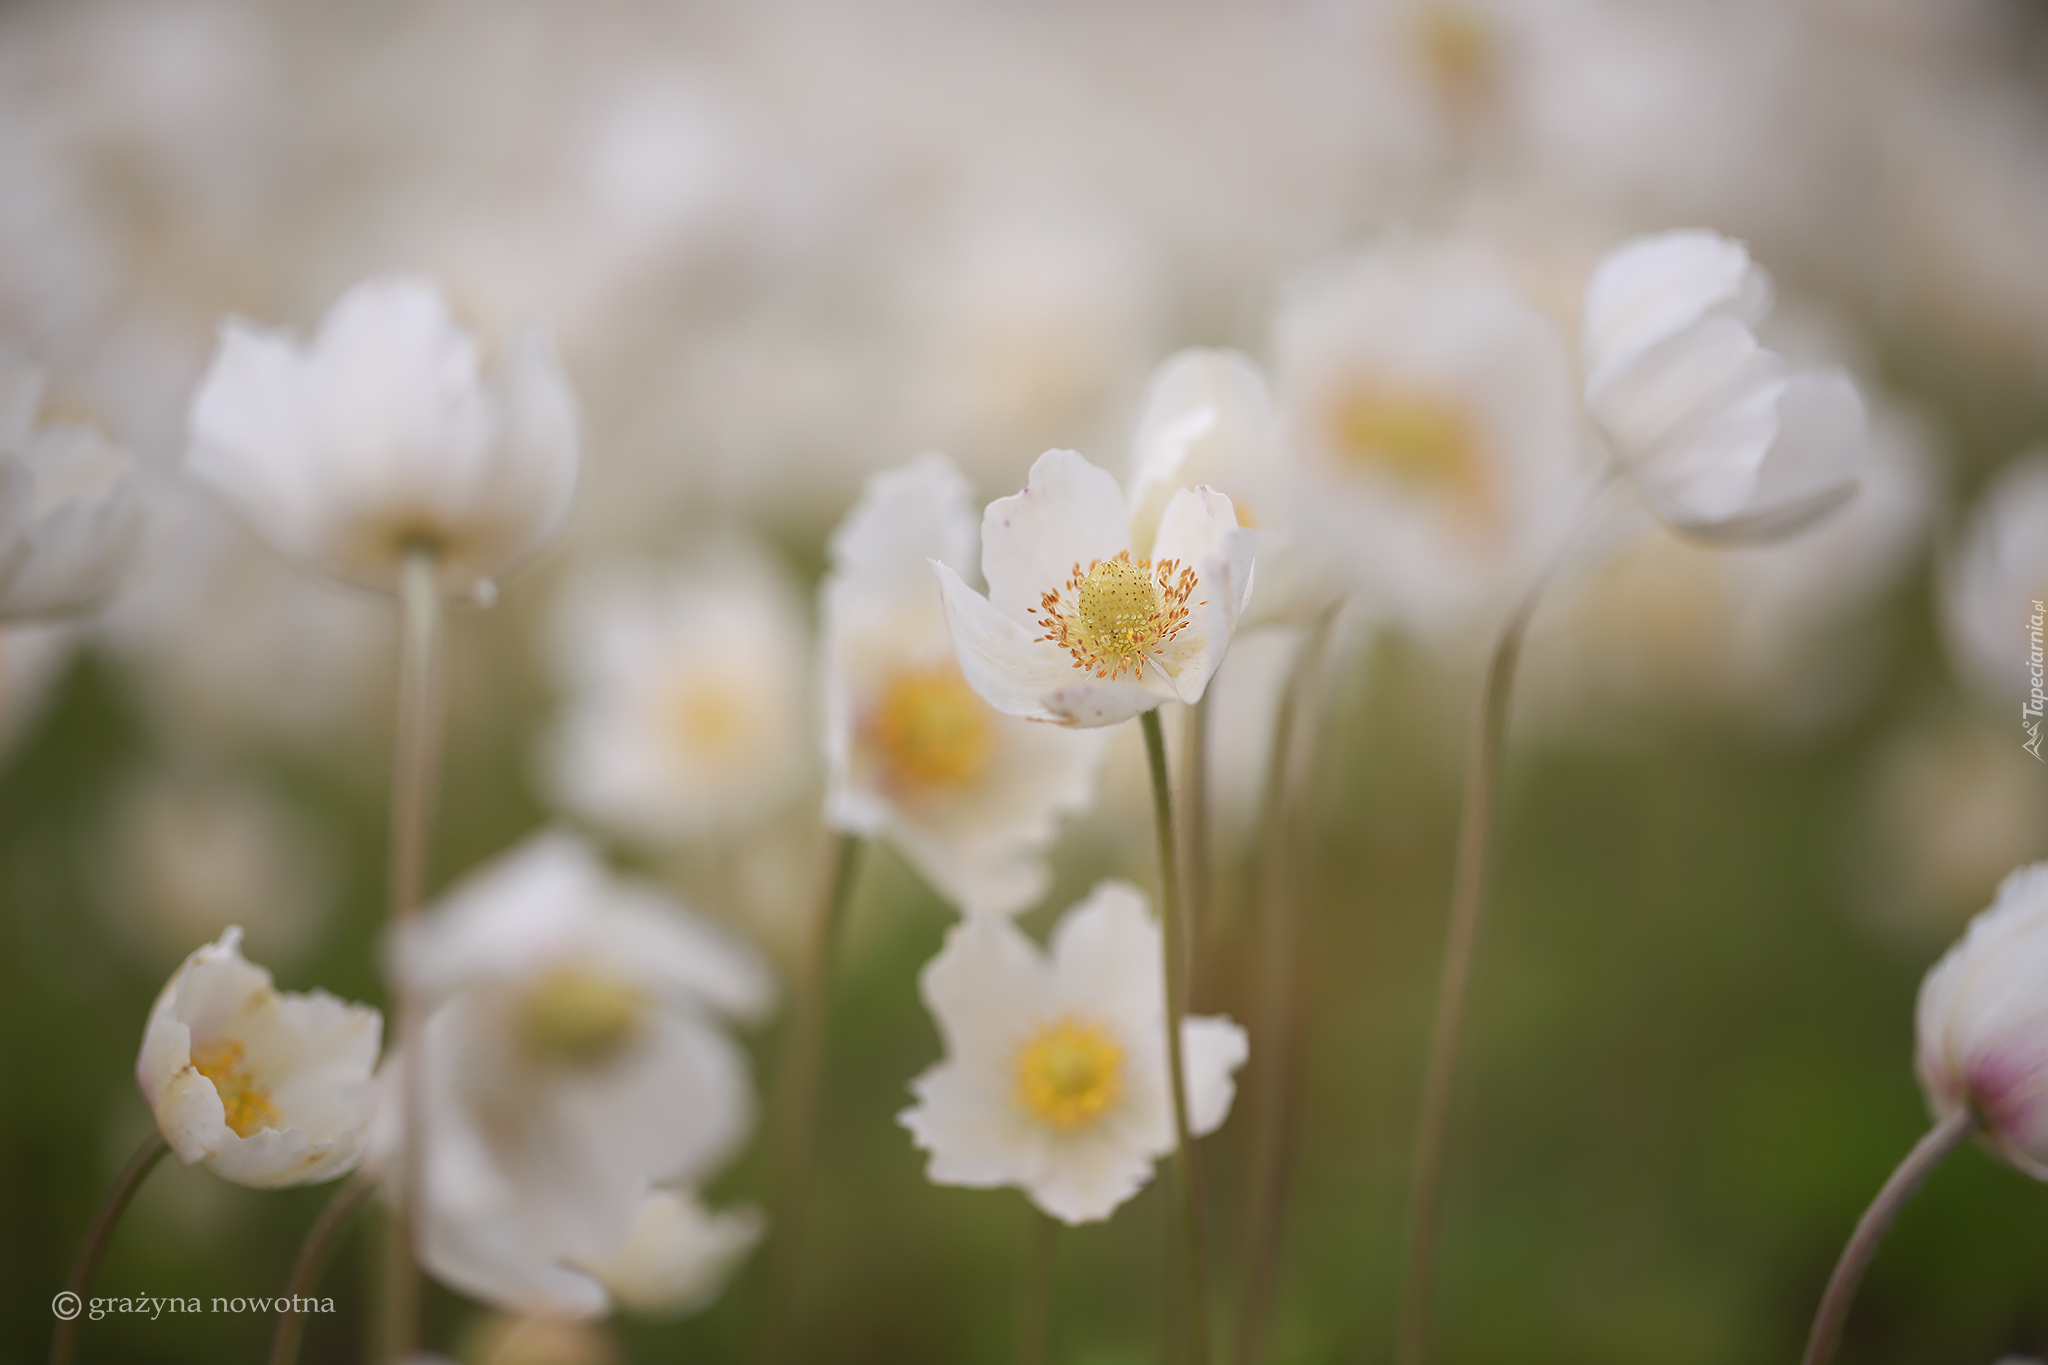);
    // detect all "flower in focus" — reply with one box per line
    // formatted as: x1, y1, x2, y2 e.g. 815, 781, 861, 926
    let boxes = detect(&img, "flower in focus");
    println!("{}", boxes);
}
0, 365, 145, 619
185, 276, 579, 602
1917, 862, 2048, 1178
379, 832, 772, 1318
825, 453, 1108, 915
135, 926, 381, 1188
571, 1187, 764, 1318
934, 449, 1253, 728
1942, 451, 2048, 712
899, 880, 1247, 1224
1582, 229, 1866, 543
544, 545, 811, 844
